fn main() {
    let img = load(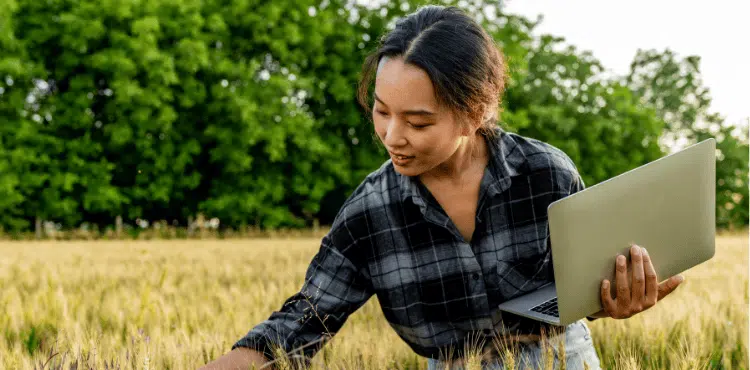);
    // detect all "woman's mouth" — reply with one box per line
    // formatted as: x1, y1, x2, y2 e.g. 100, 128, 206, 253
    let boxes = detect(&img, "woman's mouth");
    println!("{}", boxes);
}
390, 152, 415, 166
